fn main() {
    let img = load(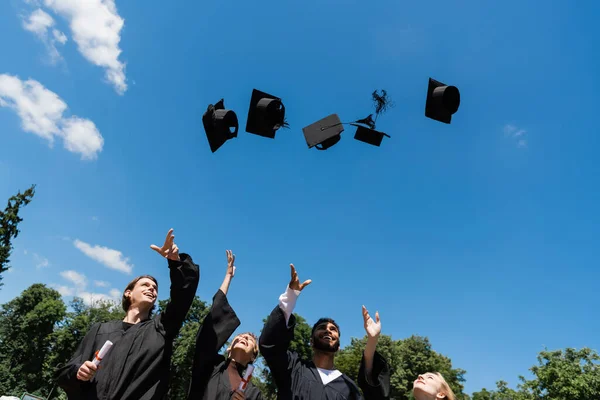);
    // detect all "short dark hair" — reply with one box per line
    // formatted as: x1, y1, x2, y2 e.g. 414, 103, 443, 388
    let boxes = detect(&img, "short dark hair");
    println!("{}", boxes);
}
122, 275, 159, 313
311, 318, 340, 337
